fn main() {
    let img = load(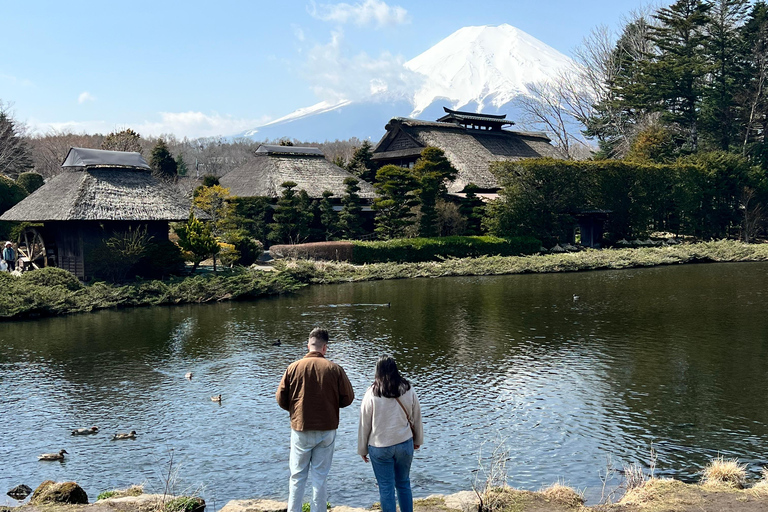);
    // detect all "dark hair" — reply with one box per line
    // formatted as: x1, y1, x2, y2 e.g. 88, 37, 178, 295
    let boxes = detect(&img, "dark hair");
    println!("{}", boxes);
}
371, 356, 410, 398
309, 327, 329, 344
